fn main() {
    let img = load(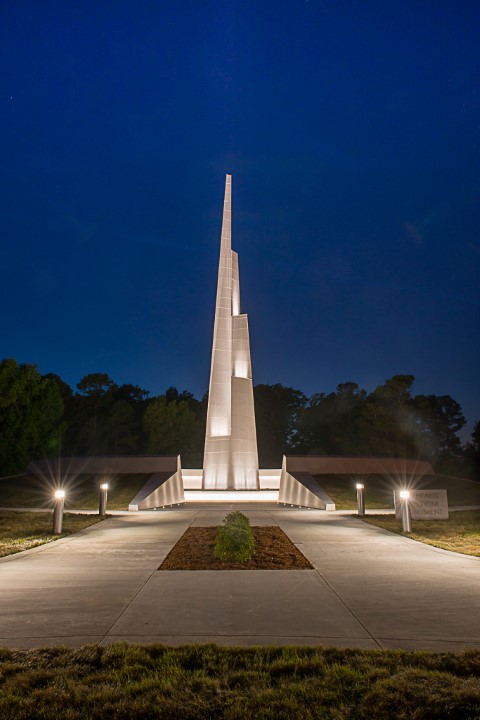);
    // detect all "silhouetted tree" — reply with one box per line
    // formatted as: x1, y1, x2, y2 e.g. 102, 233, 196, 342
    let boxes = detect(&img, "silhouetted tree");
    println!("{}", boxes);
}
355, 375, 419, 457
253, 384, 307, 467
466, 421, 480, 481
3, 355, 471, 477
298, 382, 367, 455
144, 396, 201, 464
411, 394, 466, 472
0, 359, 64, 474
71, 373, 117, 453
